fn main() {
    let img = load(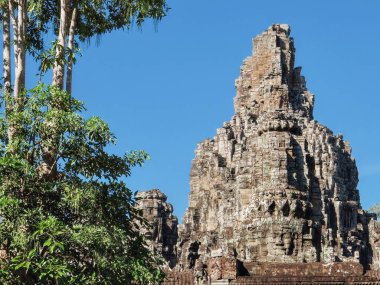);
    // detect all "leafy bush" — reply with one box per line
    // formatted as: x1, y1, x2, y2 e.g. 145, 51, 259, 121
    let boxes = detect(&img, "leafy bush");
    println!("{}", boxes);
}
0, 84, 163, 284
